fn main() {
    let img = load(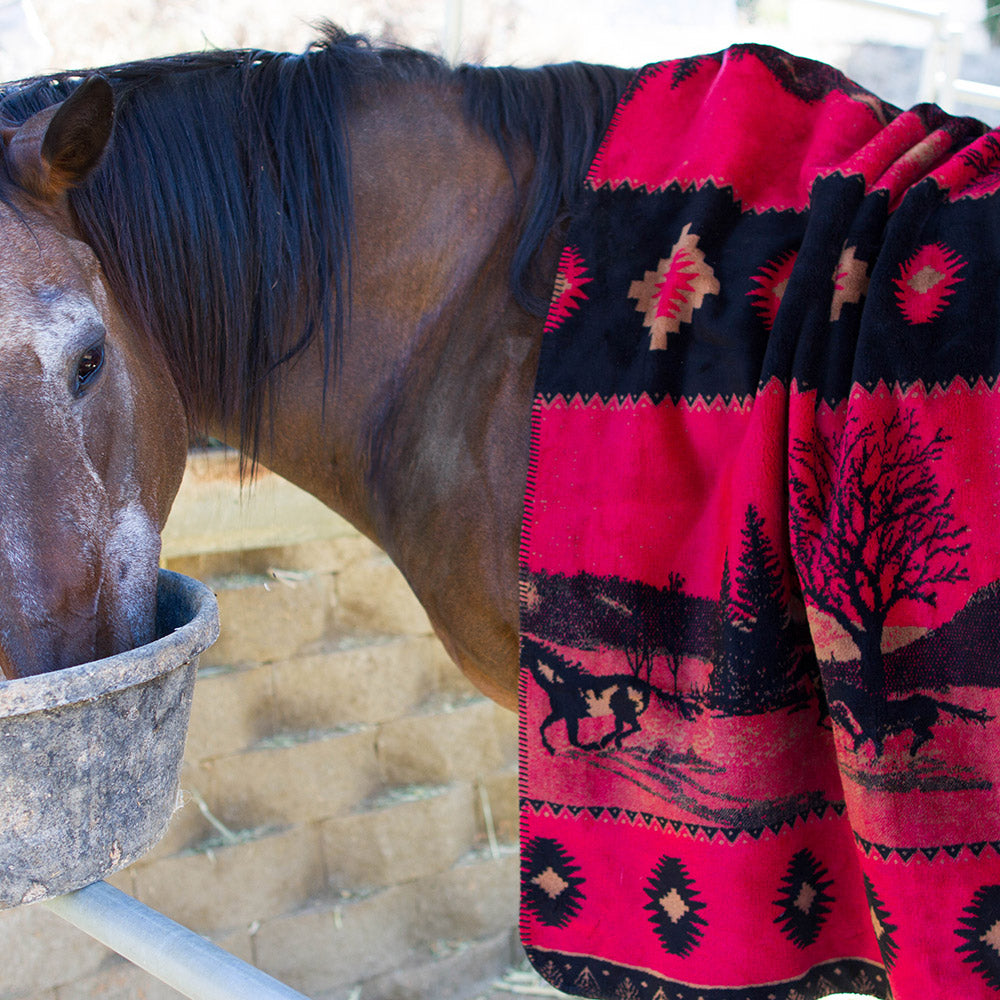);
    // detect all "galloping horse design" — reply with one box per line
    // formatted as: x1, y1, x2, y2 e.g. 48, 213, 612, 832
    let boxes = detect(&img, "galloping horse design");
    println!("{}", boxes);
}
3, 28, 1000, 1000
522, 635, 697, 754
829, 690, 993, 758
